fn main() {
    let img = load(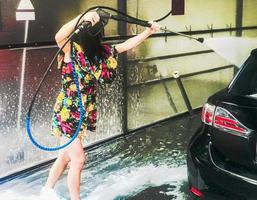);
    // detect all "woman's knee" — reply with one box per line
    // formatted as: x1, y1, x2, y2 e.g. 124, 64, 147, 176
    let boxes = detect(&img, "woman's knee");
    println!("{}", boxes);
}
71, 153, 86, 168
58, 151, 70, 164
66, 138, 86, 167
